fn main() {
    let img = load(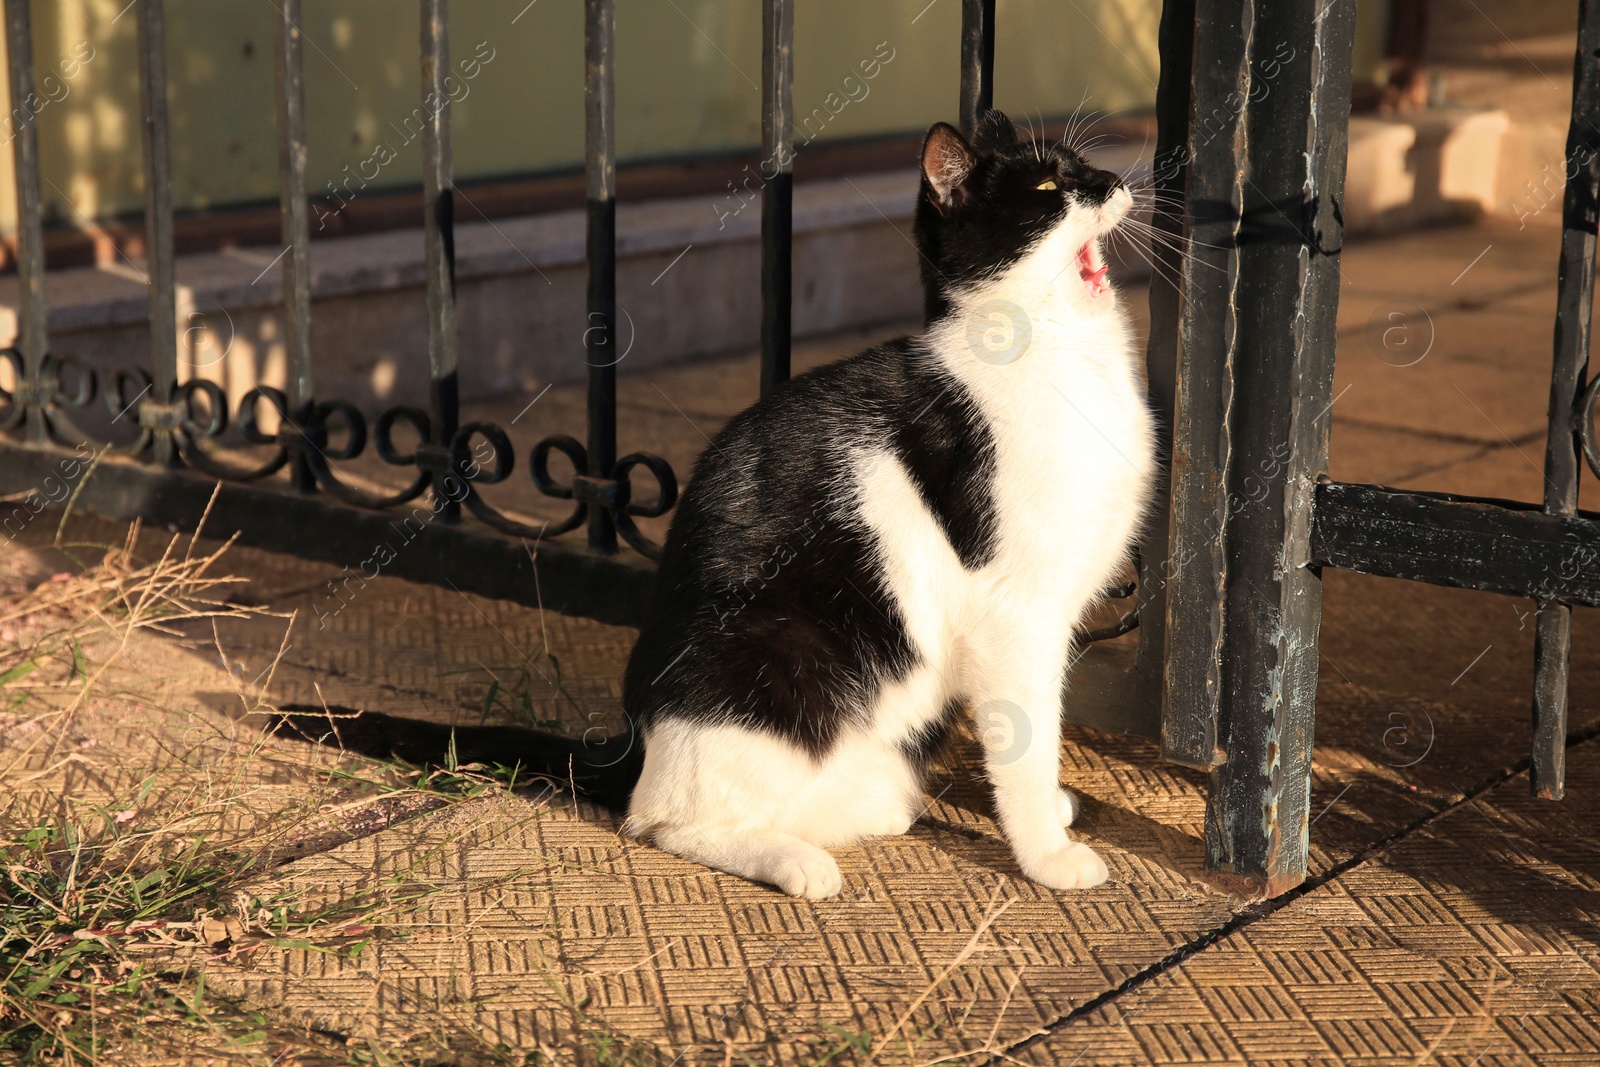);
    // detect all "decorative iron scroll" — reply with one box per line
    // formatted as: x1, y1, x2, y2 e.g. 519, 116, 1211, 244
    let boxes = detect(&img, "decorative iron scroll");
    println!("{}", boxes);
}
0, 350, 97, 448
0, 347, 679, 562
0, 345, 1145, 637
1080, 549, 1139, 643
1580, 372, 1600, 482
